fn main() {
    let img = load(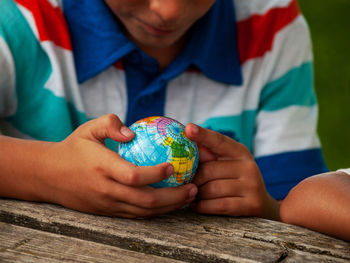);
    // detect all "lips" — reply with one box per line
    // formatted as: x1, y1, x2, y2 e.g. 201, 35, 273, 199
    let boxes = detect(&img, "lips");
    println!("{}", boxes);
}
140, 20, 177, 36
